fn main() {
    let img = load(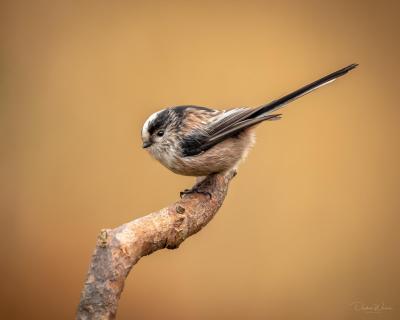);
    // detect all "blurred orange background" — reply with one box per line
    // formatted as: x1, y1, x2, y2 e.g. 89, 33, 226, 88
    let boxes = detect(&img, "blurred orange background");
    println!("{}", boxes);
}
2, 1, 399, 319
